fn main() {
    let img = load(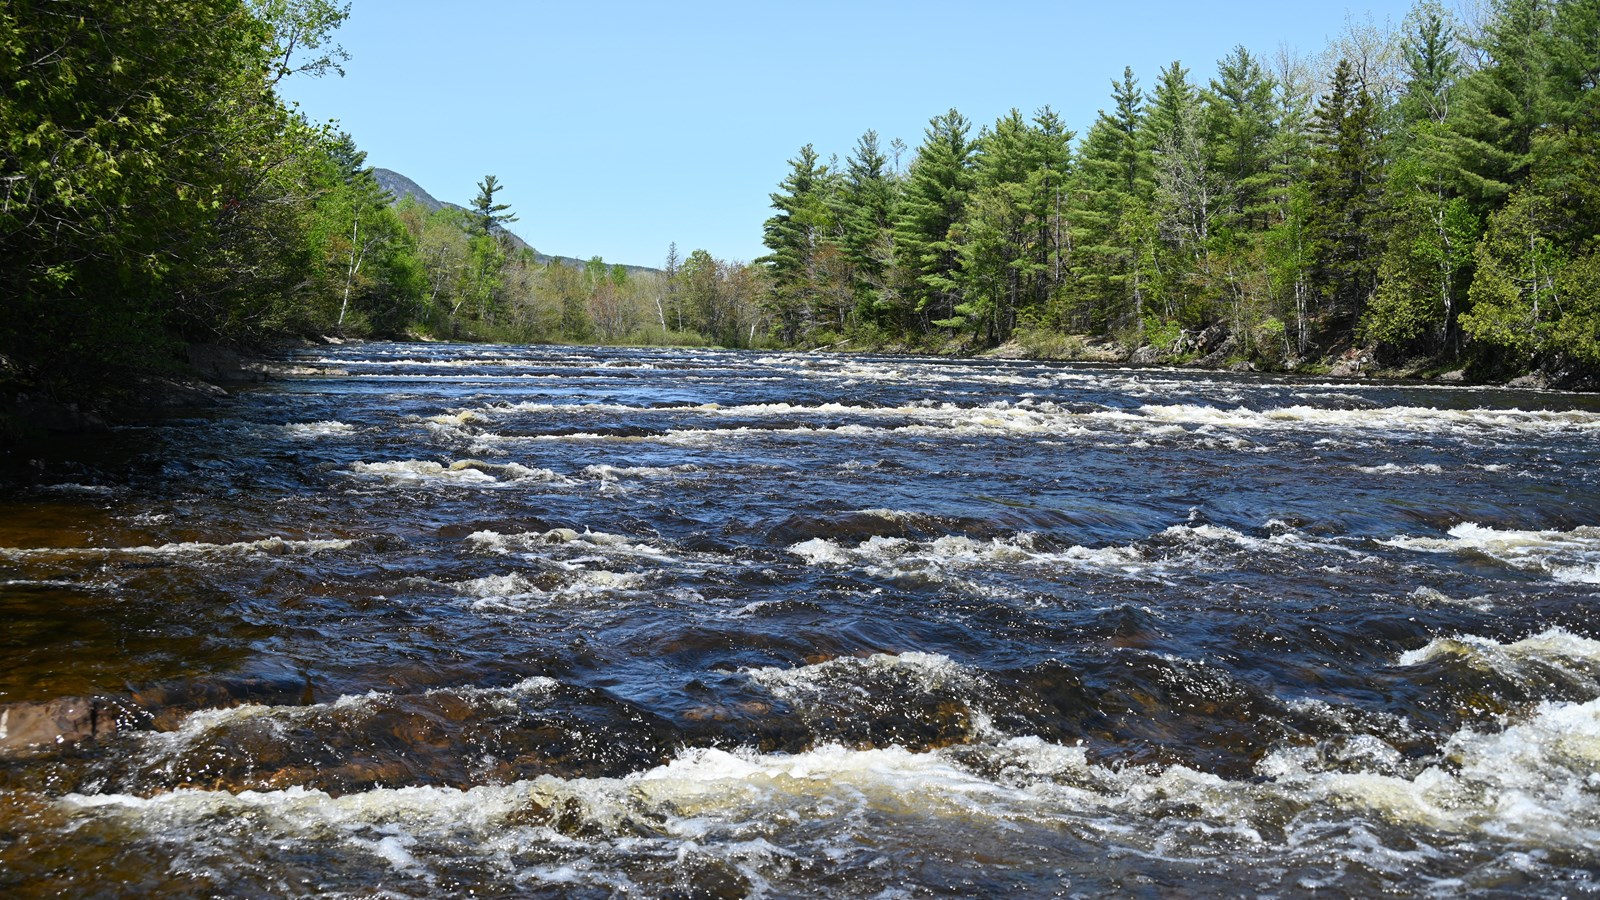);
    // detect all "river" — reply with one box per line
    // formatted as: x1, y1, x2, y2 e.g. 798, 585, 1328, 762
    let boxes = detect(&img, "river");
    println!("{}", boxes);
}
2, 342, 1599, 897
